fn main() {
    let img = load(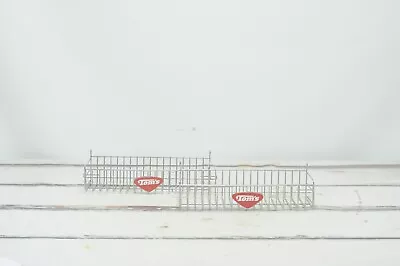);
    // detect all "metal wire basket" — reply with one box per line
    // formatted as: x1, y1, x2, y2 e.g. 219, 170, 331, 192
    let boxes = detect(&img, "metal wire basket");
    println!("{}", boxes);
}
83, 151, 315, 211
83, 150, 213, 193
178, 167, 315, 211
